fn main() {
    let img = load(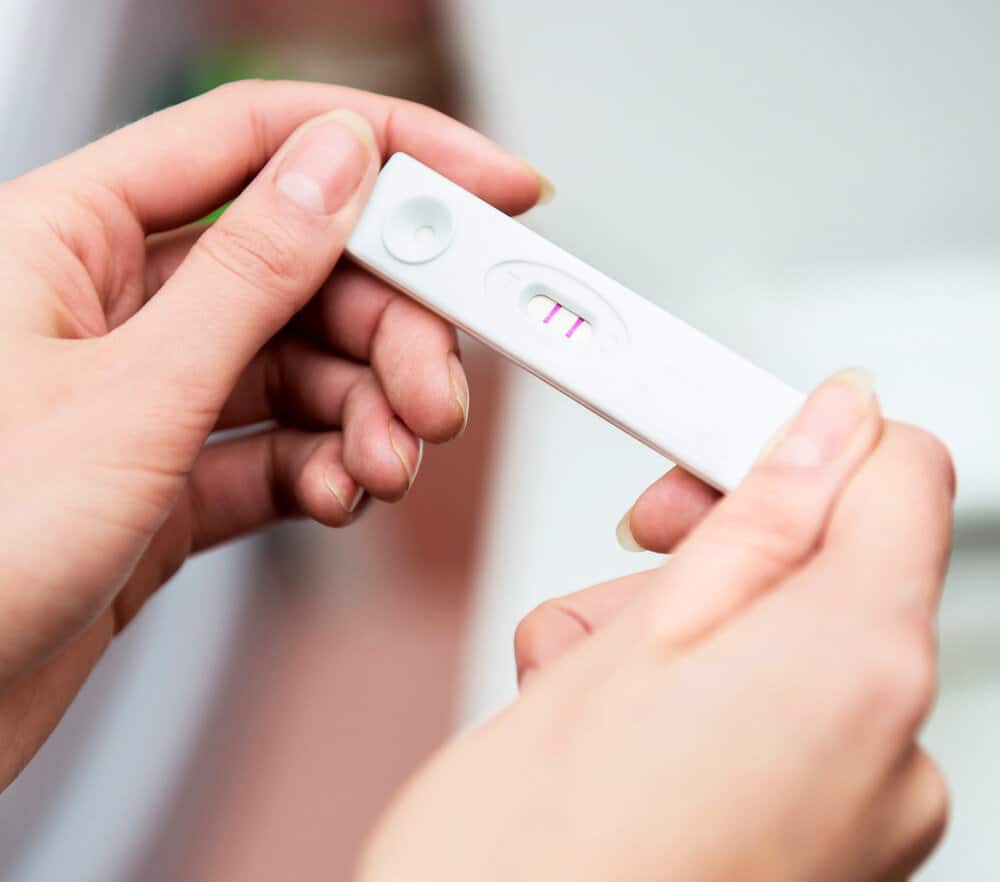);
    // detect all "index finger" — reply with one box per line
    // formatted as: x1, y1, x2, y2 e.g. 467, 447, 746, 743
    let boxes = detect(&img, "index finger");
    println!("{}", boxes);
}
37, 80, 546, 232
520, 370, 887, 675
618, 466, 720, 553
